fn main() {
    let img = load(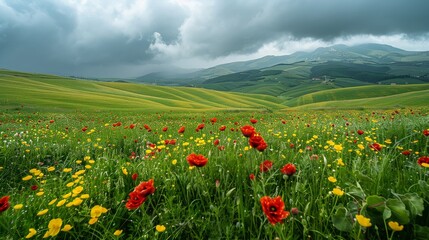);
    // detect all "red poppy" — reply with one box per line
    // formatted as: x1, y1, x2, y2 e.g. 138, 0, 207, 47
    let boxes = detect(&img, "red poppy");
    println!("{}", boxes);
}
357, 129, 364, 135
219, 125, 226, 131
213, 139, 220, 146
125, 191, 146, 210
186, 153, 208, 167
240, 125, 255, 138
281, 163, 296, 176
256, 140, 268, 152
369, 143, 382, 151
129, 152, 136, 160
417, 156, 429, 166
217, 145, 225, 151
423, 129, 429, 136
260, 196, 290, 225
131, 173, 138, 181
82, 126, 88, 132
195, 124, 204, 132
144, 124, 152, 132
210, 118, 217, 124
0, 196, 10, 212
49, 120, 54, 123
129, 124, 136, 129
401, 150, 411, 156
250, 118, 258, 124
134, 179, 155, 196
169, 139, 176, 145
260, 160, 273, 172
249, 173, 255, 181
162, 127, 168, 132
289, 143, 295, 149
249, 134, 264, 148
281, 120, 286, 124
31, 185, 38, 191
310, 154, 319, 160
113, 122, 122, 127
178, 126, 185, 134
